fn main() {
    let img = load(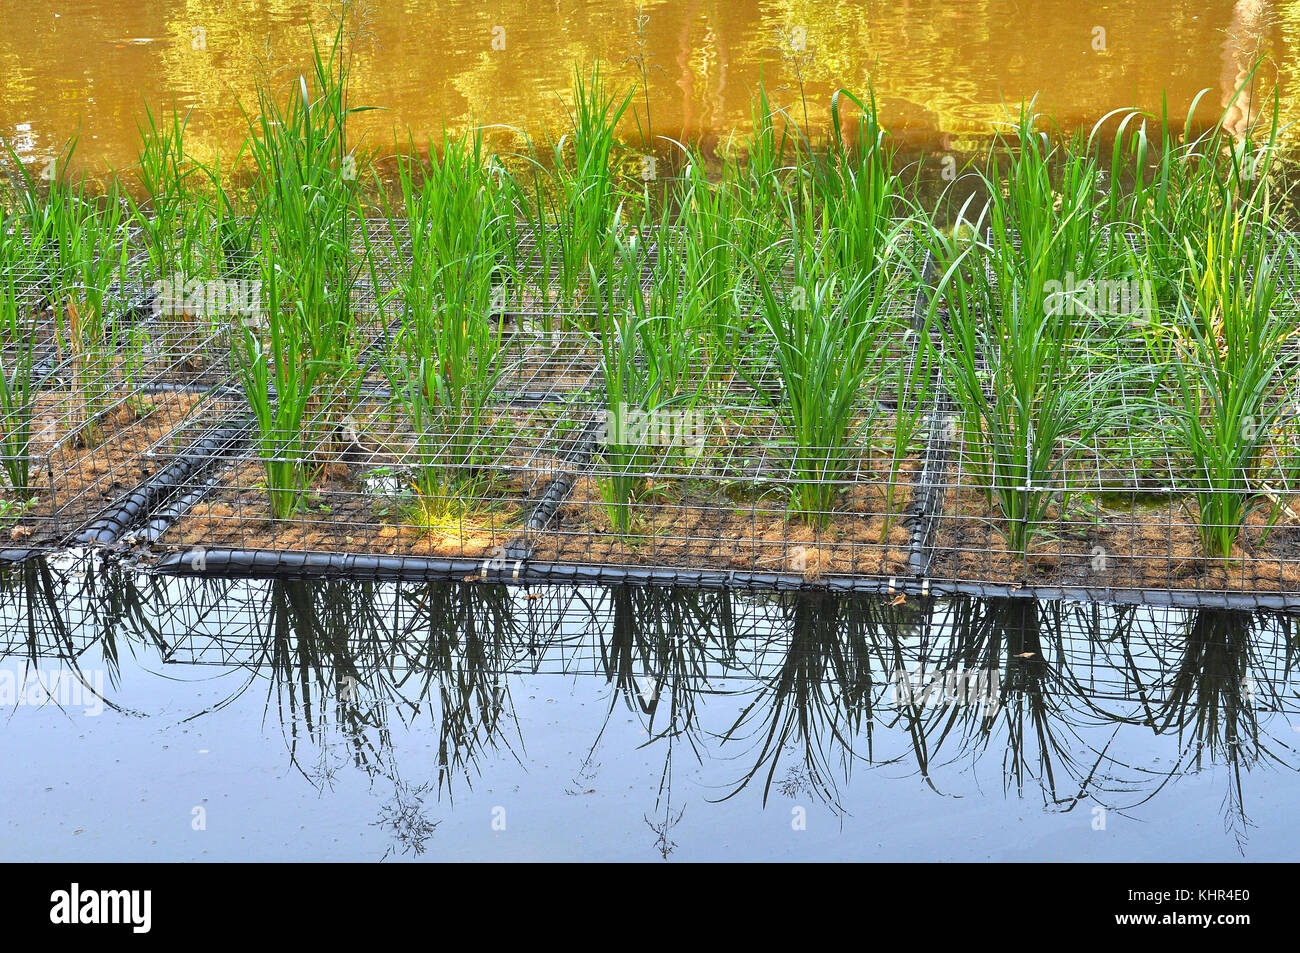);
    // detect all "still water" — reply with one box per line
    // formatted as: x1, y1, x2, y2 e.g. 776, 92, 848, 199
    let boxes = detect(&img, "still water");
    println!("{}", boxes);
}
0, 0, 1293, 172
0, 552, 1296, 861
